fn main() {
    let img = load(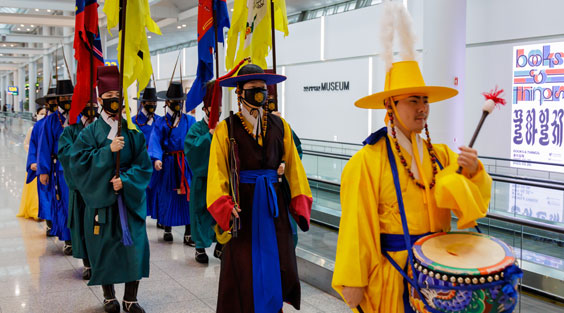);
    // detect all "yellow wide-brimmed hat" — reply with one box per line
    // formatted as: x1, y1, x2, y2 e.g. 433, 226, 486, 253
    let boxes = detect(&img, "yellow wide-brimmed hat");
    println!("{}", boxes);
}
355, 61, 458, 109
